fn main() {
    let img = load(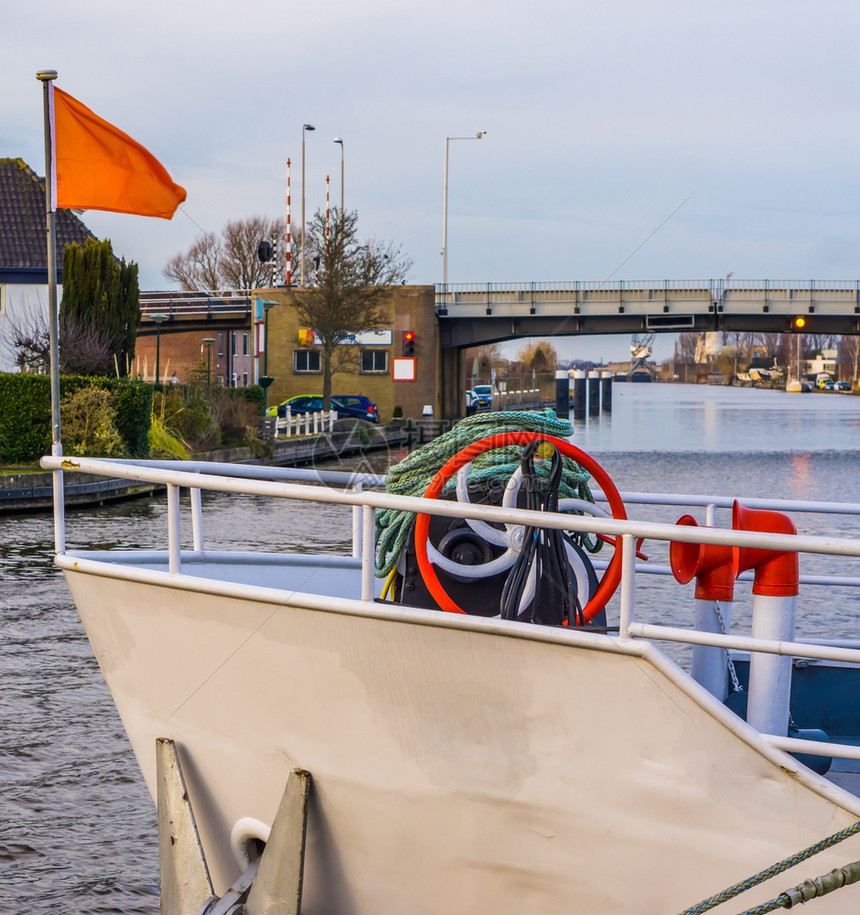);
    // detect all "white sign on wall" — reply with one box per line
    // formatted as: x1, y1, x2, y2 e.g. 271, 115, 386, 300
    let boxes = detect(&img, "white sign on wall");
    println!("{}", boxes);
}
392, 357, 416, 381
309, 329, 393, 346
